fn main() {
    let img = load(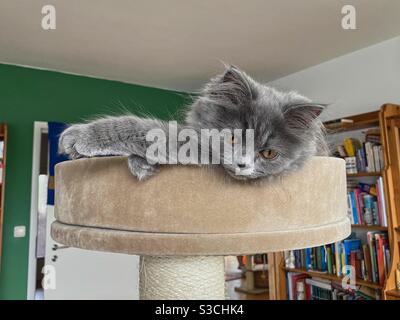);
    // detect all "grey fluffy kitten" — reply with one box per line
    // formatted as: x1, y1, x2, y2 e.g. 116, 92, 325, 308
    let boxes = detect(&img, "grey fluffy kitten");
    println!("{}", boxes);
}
59, 66, 328, 180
